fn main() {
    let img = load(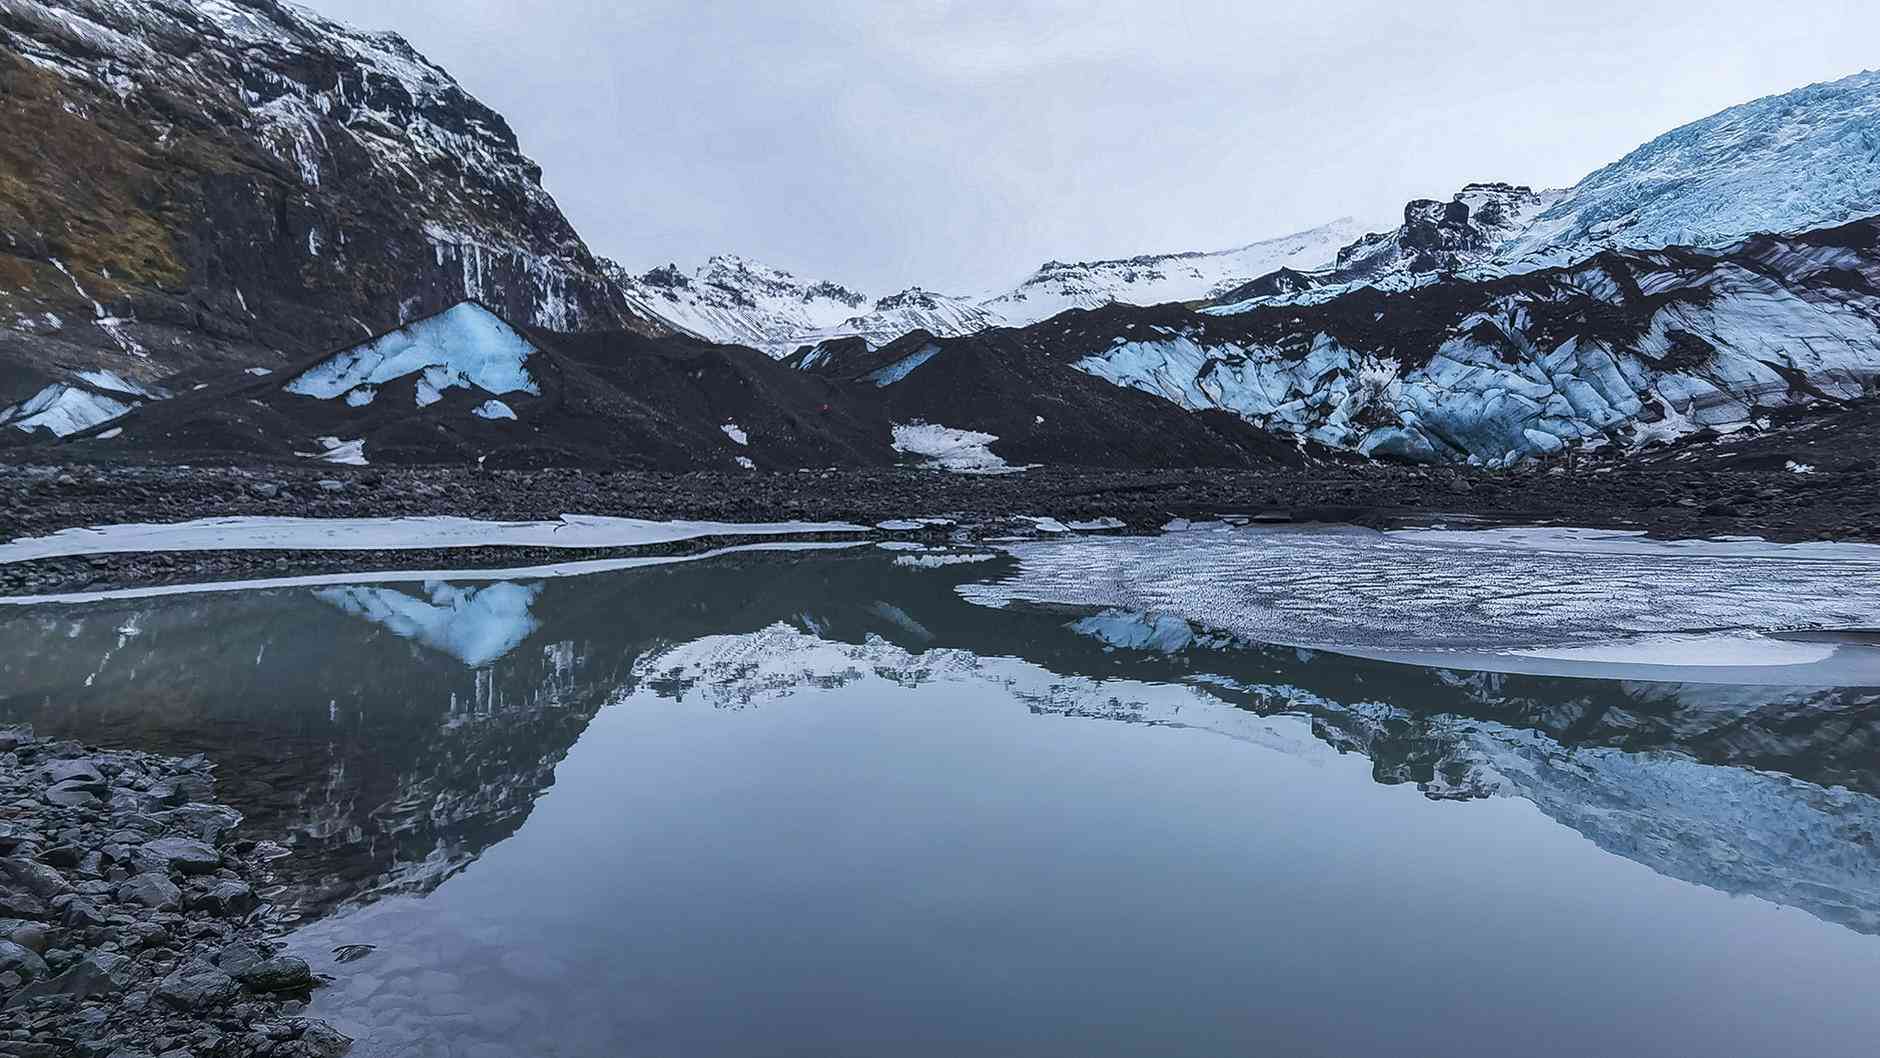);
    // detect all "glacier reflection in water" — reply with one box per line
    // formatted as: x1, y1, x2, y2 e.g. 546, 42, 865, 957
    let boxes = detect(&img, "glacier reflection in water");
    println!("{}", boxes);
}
2, 541, 1879, 1058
